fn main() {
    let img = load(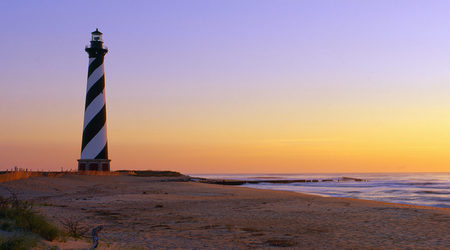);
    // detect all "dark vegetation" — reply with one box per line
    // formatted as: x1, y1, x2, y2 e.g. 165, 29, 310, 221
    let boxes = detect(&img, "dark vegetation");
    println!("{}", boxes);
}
0, 235, 37, 250
0, 190, 60, 248
59, 217, 88, 238
117, 170, 184, 177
